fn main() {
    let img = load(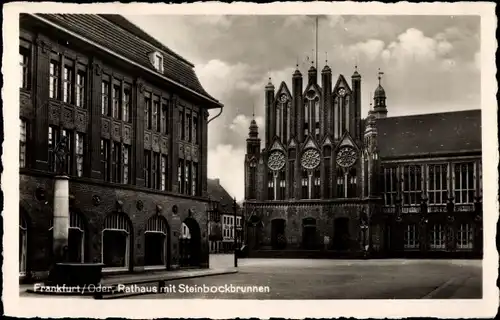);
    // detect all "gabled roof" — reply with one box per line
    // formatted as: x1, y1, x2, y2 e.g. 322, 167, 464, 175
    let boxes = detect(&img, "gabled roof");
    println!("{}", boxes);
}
32, 14, 220, 106
207, 179, 239, 214
376, 109, 481, 158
